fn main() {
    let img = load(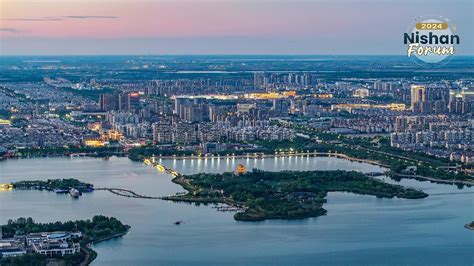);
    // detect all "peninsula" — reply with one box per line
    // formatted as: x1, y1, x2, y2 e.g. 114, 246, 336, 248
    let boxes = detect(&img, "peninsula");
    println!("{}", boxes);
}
164, 169, 428, 221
